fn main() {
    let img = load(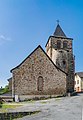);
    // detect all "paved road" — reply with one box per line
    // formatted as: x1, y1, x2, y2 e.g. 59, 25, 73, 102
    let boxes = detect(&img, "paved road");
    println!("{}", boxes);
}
10, 93, 83, 120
